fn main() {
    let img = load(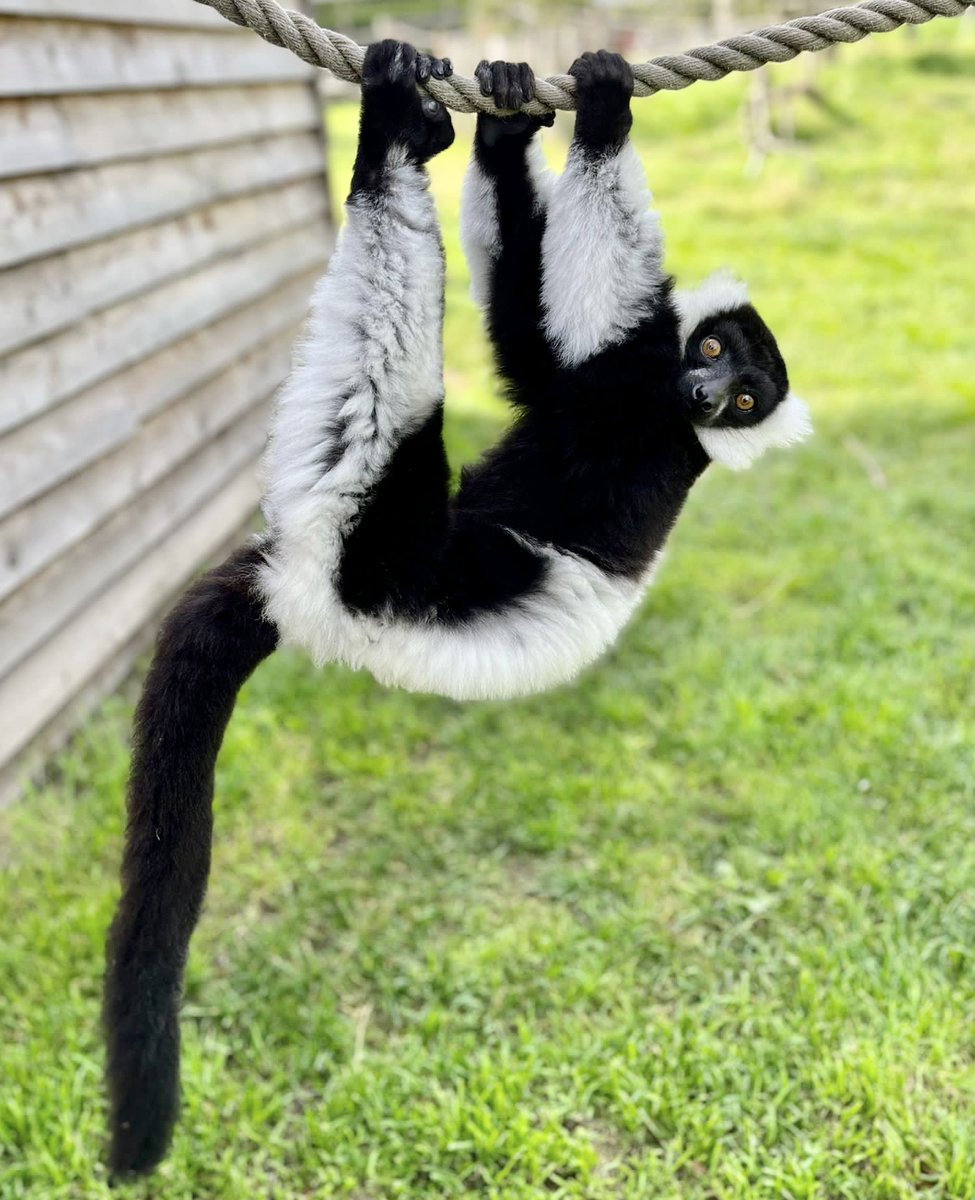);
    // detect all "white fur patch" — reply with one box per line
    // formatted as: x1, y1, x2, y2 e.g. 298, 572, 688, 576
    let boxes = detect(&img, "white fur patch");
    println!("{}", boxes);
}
263, 532, 649, 701
525, 136, 554, 211
541, 141, 666, 367
675, 271, 752, 344
695, 392, 813, 471
460, 138, 554, 311
459, 158, 499, 311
